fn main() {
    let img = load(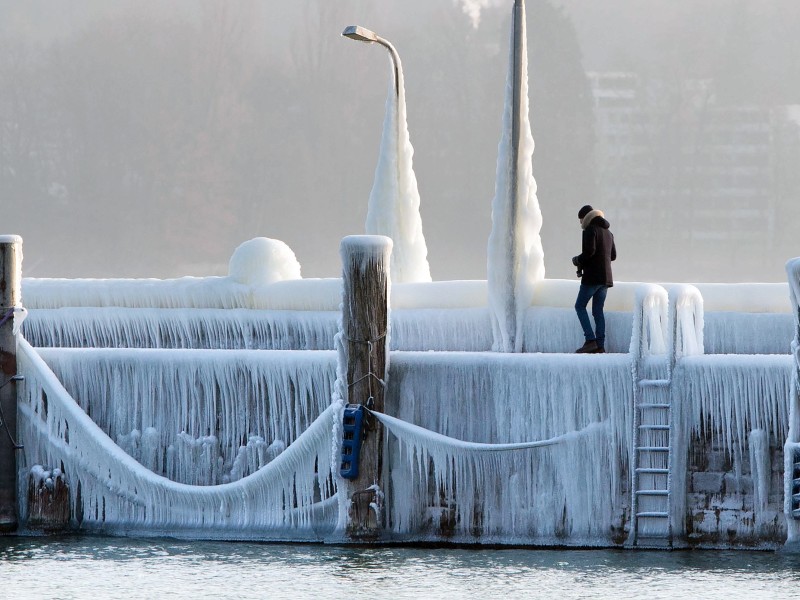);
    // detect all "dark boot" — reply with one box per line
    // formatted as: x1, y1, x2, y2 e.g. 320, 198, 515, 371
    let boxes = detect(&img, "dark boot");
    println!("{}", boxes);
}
575, 340, 598, 353
592, 347, 606, 354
